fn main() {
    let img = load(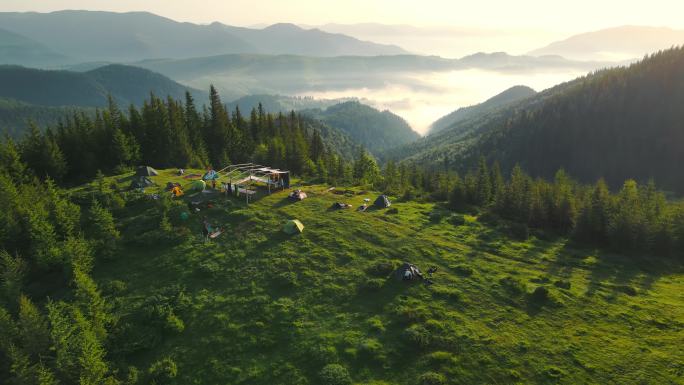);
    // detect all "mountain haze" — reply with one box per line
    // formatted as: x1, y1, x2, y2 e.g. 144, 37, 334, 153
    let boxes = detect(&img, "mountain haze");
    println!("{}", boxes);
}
529, 26, 684, 61
0, 10, 407, 65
